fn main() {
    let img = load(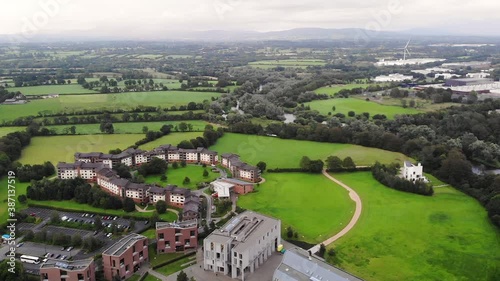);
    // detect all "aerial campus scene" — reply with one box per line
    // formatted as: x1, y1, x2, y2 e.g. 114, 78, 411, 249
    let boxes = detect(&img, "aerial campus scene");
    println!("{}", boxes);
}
0, 1, 499, 281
